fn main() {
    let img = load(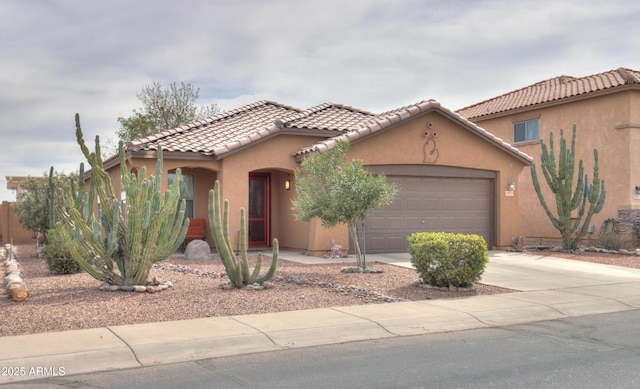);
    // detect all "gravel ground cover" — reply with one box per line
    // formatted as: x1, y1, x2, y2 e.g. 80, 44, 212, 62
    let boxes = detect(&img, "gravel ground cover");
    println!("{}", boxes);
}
1, 245, 512, 337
